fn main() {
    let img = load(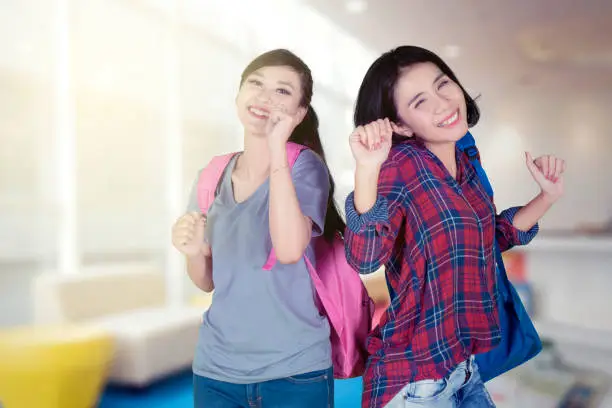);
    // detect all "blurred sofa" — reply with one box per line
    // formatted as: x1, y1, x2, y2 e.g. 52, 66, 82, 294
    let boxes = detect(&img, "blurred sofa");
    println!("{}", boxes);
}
32, 262, 206, 387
